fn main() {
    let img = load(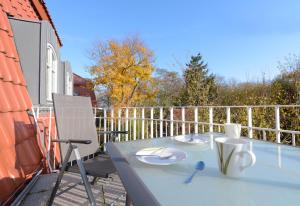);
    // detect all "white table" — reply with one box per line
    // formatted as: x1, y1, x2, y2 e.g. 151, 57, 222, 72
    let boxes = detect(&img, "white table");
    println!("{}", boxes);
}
107, 133, 300, 206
